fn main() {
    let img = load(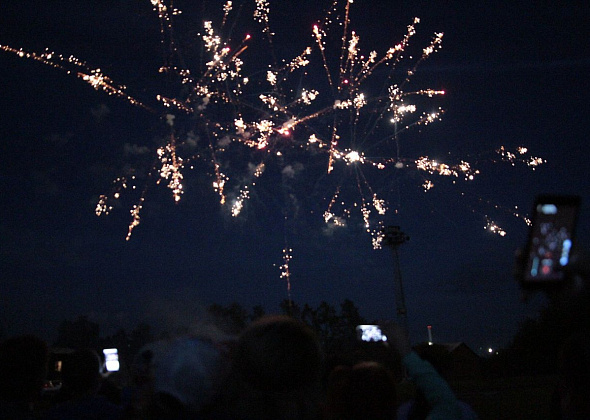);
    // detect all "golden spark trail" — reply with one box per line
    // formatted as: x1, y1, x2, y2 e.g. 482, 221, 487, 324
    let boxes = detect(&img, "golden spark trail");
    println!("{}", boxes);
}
1, 0, 546, 264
